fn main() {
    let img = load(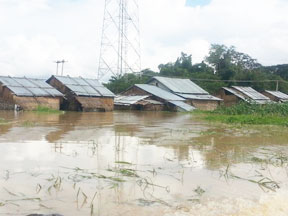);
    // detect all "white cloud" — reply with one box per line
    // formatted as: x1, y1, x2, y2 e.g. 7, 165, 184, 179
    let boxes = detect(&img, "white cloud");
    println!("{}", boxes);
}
0, 0, 288, 79
141, 0, 288, 68
0, 0, 103, 78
